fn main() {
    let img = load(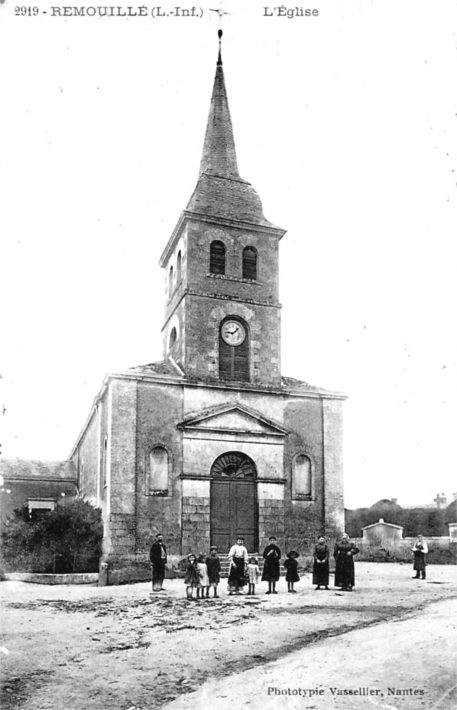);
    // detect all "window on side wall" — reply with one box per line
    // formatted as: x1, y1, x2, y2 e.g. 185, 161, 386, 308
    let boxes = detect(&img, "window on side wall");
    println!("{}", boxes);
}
148, 446, 169, 496
293, 454, 312, 499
